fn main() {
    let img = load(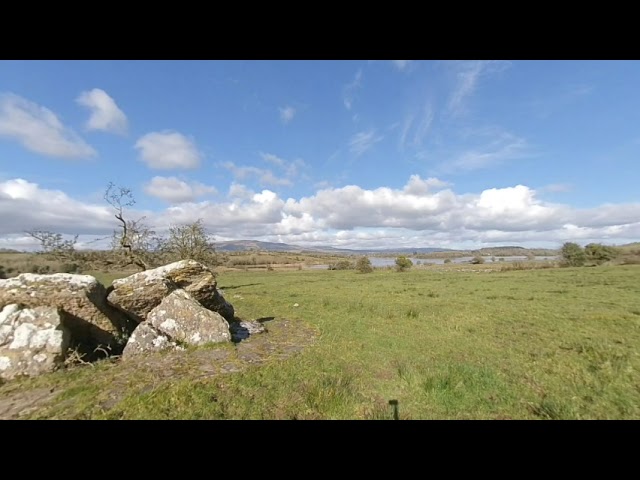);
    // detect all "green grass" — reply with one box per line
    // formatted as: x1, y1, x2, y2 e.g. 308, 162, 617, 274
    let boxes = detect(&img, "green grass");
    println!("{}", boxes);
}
2, 265, 640, 419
